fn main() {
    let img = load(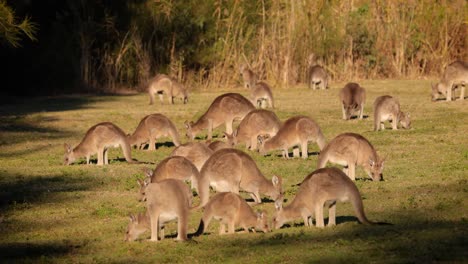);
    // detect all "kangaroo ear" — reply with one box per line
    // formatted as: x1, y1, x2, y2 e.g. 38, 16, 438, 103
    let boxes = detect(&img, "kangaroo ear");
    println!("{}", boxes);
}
272, 175, 279, 186
184, 121, 190, 129
64, 143, 71, 153
137, 179, 144, 187
141, 167, 153, 178
369, 159, 375, 167
129, 214, 136, 222
274, 200, 283, 211
256, 211, 264, 219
